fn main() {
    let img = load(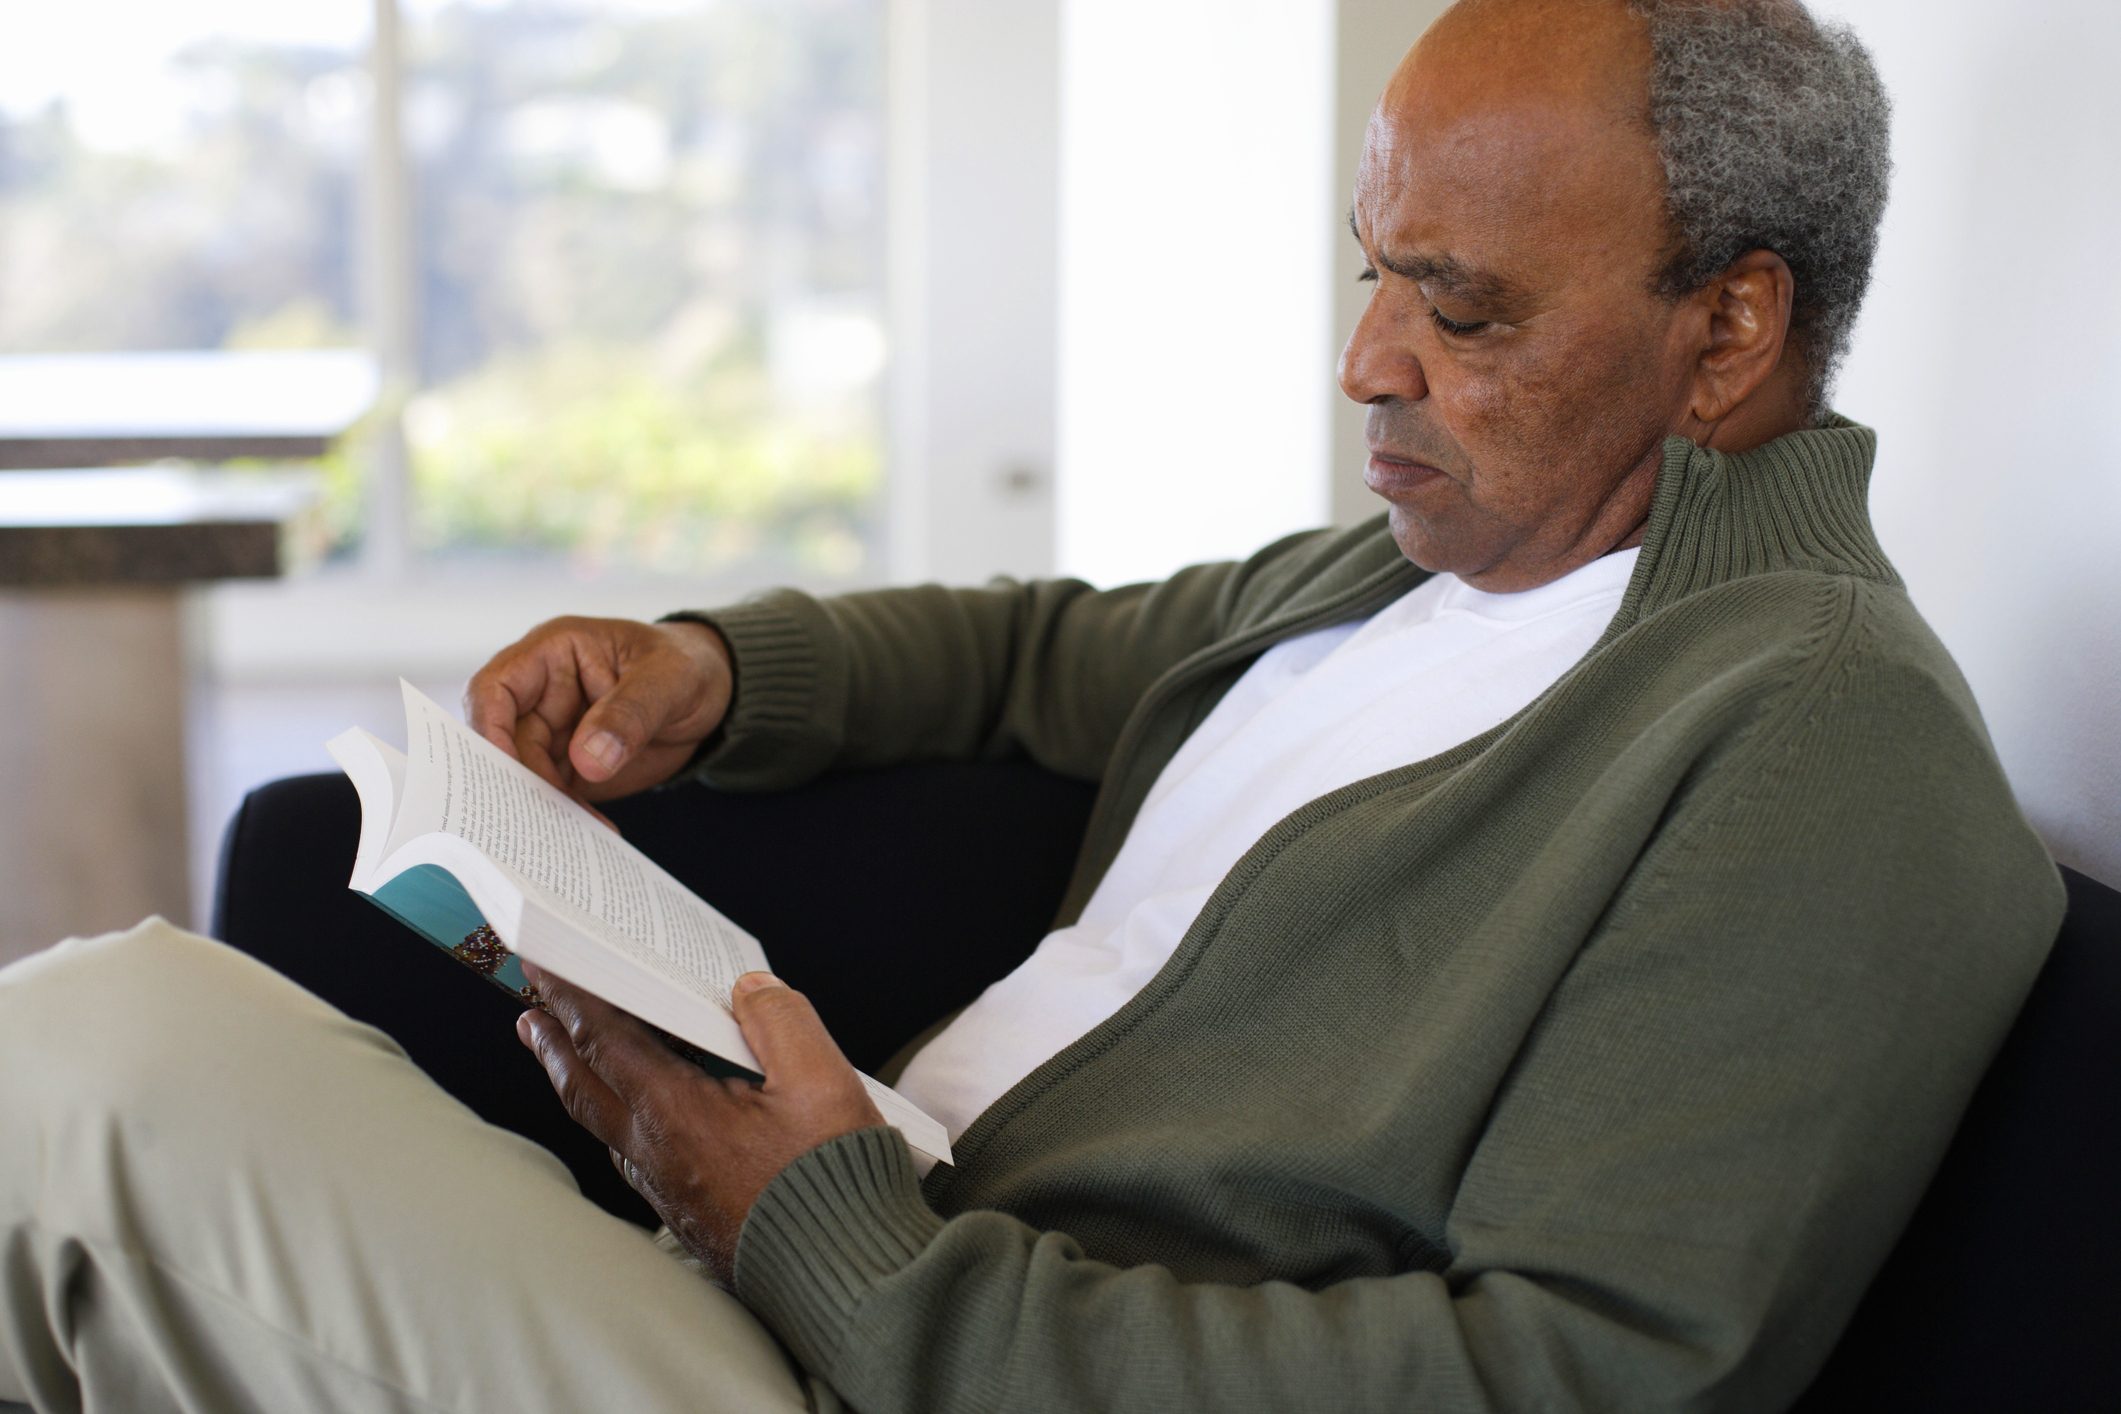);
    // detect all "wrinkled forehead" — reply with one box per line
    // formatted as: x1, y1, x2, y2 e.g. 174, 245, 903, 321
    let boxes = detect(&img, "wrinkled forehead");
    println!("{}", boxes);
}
1353, 0, 1669, 285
